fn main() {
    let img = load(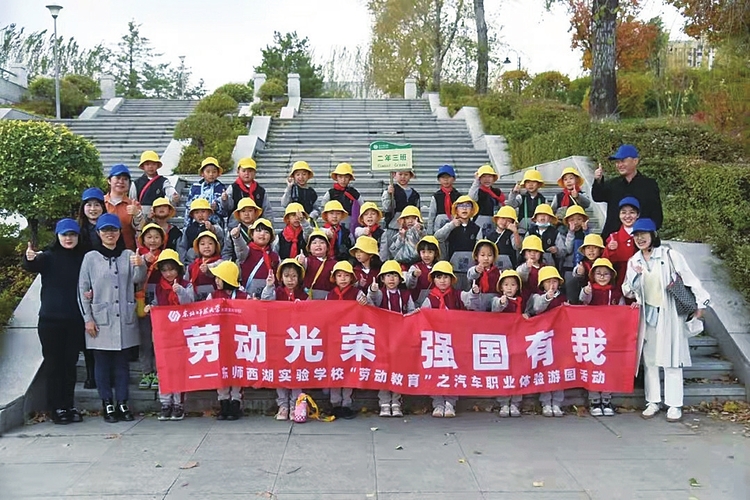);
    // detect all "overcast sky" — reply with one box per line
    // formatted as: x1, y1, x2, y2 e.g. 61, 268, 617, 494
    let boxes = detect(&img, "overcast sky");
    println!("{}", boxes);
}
2, 0, 688, 92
